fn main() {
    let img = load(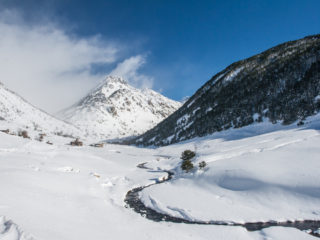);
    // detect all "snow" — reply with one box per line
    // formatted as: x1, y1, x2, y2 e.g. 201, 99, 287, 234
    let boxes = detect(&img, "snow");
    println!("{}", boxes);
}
210, 72, 227, 86
176, 114, 190, 125
165, 135, 175, 143
223, 66, 244, 82
253, 113, 260, 121
0, 216, 35, 240
183, 121, 194, 130
0, 133, 254, 240
192, 107, 200, 115
0, 82, 82, 143
187, 99, 195, 108
206, 107, 213, 113
251, 227, 317, 240
59, 76, 181, 140
140, 115, 320, 225
1, 112, 320, 239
